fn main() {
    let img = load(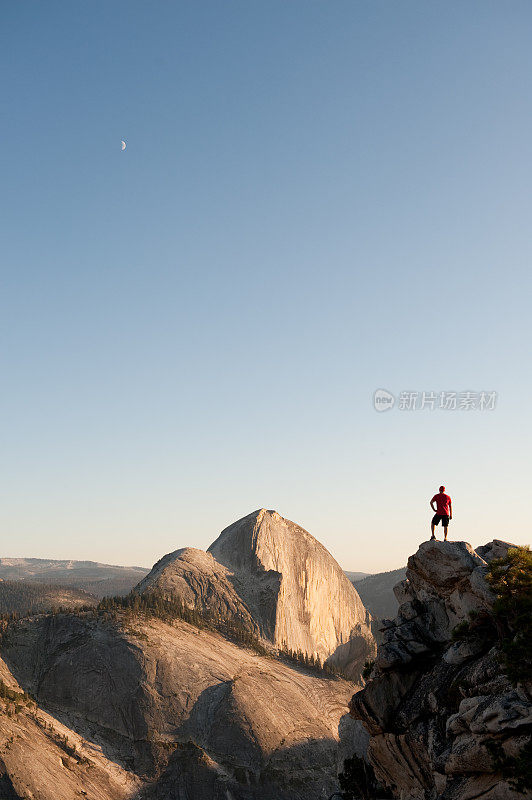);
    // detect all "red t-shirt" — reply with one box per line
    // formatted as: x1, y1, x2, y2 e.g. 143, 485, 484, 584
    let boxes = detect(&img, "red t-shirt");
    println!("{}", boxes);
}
432, 493, 451, 515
